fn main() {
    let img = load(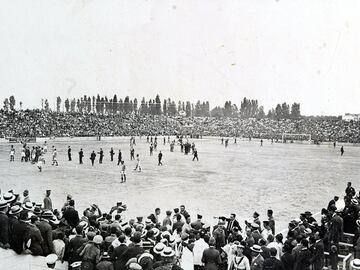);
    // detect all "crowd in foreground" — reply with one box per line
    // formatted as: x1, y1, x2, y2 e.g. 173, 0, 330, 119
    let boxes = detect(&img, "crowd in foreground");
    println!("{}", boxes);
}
1, 110, 360, 143
1, 182, 360, 270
